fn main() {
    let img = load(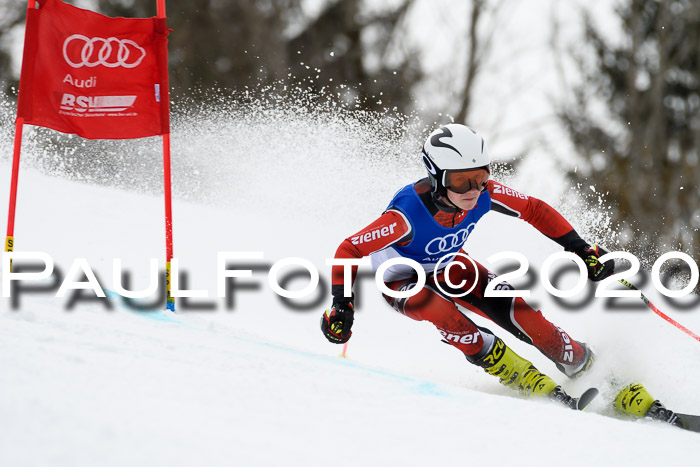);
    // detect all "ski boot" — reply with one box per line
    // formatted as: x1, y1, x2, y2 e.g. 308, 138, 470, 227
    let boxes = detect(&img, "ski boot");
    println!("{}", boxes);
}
614, 383, 683, 427
468, 337, 598, 410
468, 337, 562, 398
555, 341, 594, 379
